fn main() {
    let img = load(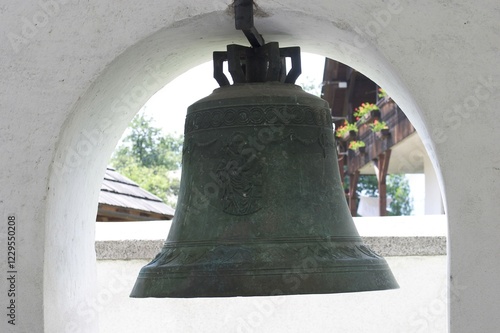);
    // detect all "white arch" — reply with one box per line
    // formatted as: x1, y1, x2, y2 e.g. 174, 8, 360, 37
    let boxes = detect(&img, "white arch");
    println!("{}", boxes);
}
44, 8, 440, 332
